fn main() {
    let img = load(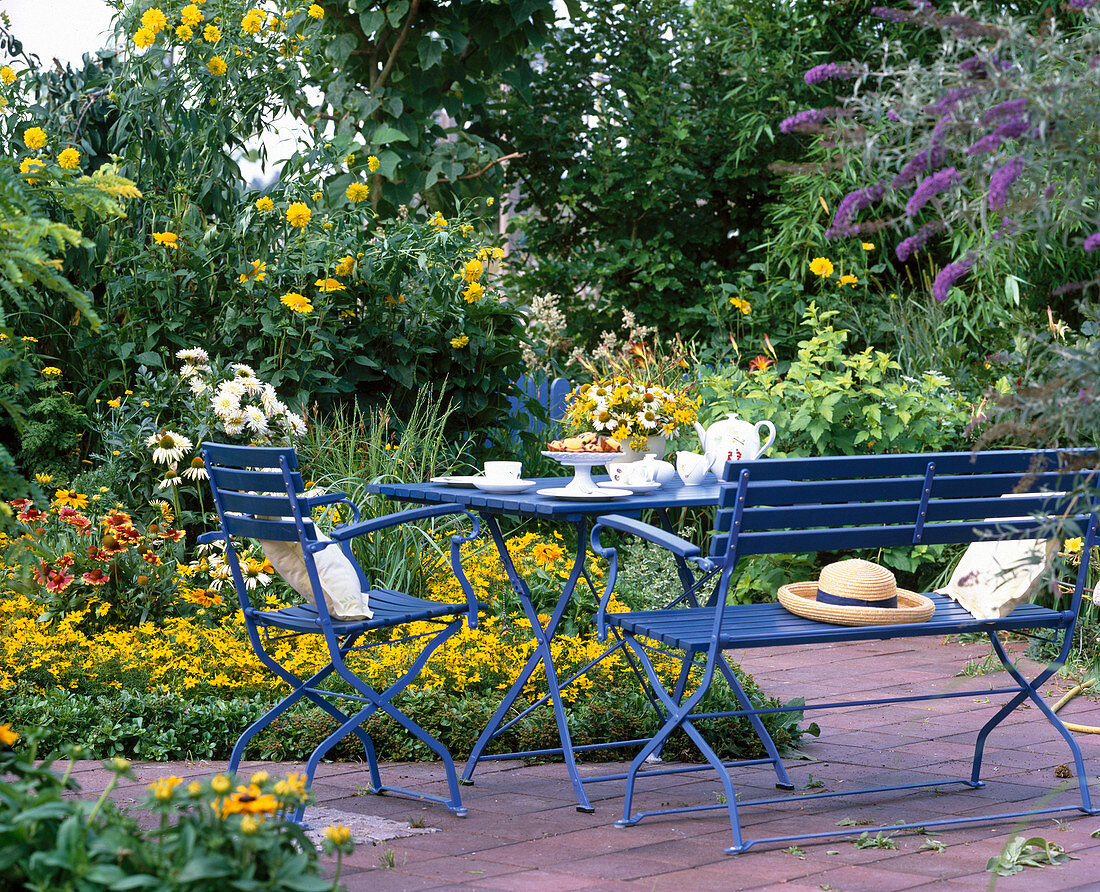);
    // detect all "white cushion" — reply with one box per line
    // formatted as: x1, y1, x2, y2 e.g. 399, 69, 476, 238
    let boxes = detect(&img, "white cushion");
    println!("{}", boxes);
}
260, 532, 372, 621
